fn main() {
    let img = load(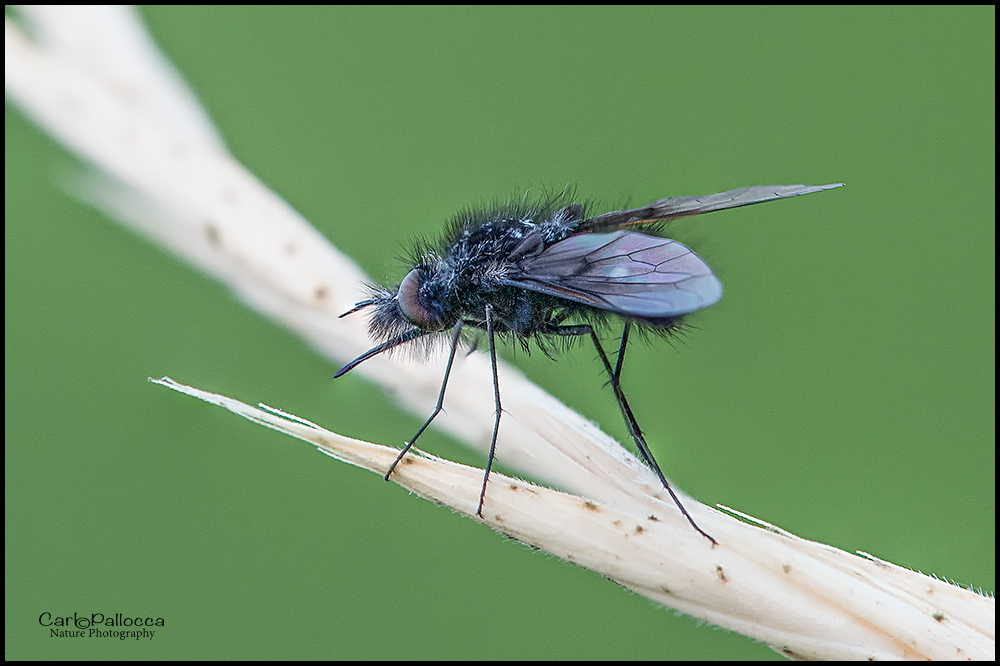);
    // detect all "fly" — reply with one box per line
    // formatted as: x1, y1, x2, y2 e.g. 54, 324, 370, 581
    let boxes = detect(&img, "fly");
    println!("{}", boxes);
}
336, 183, 844, 543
